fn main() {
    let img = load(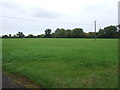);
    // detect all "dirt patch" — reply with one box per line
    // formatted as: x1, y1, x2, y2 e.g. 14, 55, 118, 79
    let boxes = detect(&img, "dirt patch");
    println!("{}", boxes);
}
2, 71, 41, 88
